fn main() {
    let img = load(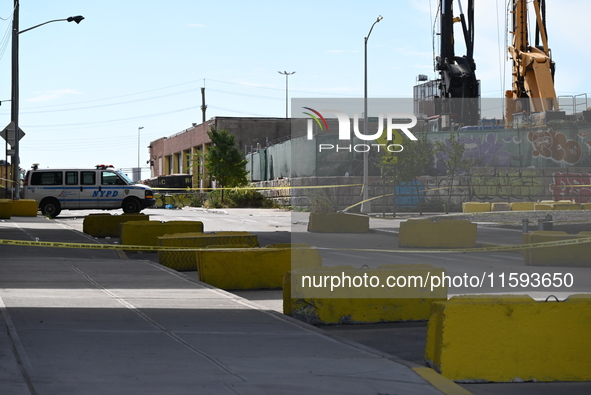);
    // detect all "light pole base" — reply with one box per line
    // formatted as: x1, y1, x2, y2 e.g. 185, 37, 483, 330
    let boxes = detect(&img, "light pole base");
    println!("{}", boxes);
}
360, 201, 372, 214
